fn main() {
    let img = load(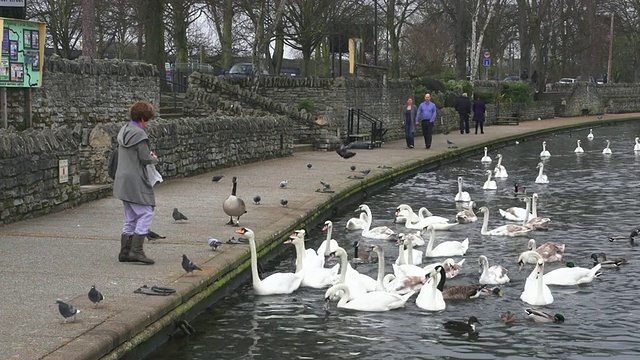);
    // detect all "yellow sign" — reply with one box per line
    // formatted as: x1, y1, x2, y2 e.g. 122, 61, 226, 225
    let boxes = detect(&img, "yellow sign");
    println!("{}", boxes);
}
0, 17, 45, 88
